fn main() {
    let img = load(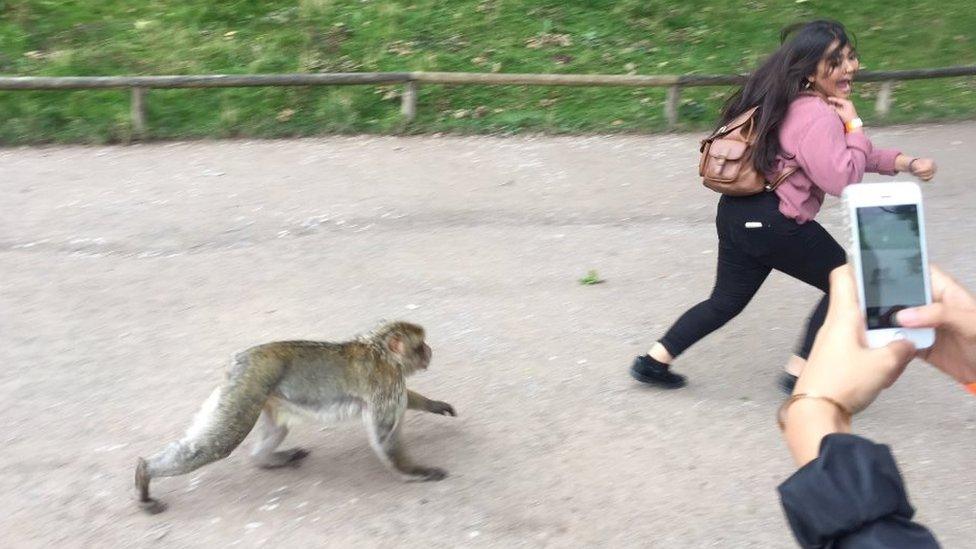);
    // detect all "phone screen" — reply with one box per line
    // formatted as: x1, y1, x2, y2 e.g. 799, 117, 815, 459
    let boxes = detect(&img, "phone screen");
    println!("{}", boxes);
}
856, 205, 926, 329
